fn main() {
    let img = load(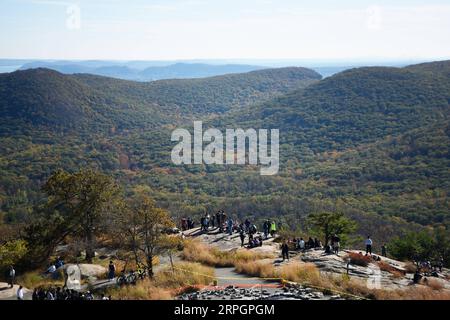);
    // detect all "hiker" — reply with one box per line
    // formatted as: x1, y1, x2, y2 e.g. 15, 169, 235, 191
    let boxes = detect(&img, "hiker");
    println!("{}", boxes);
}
32, 288, 38, 300
8, 265, 16, 288
263, 220, 270, 239
365, 236, 373, 255
270, 221, 277, 237
181, 218, 188, 231
200, 216, 205, 231
17, 286, 24, 300
239, 230, 246, 247
249, 224, 257, 236
307, 237, 314, 249
46, 264, 57, 275
187, 217, 194, 229
210, 214, 215, 228
314, 238, 321, 248
46, 289, 55, 300
381, 244, 387, 257
221, 211, 227, 233
438, 256, 444, 272
298, 238, 305, 251
332, 234, 340, 255
244, 219, 251, 233
215, 211, 221, 231
55, 257, 64, 269
281, 241, 289, 261
413, 270, 422, 284
108, 260, 116, 281
258, 235, 263, 247
227, 217, 233, 235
